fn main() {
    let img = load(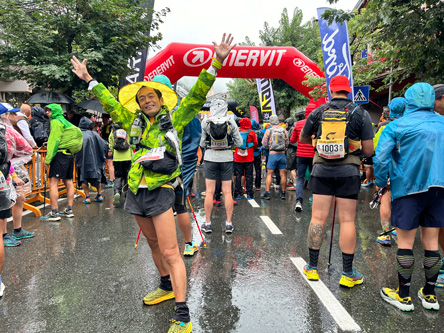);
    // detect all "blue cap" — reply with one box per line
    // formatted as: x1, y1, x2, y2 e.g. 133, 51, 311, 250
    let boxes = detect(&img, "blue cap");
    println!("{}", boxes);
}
0, 102, 13, 115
